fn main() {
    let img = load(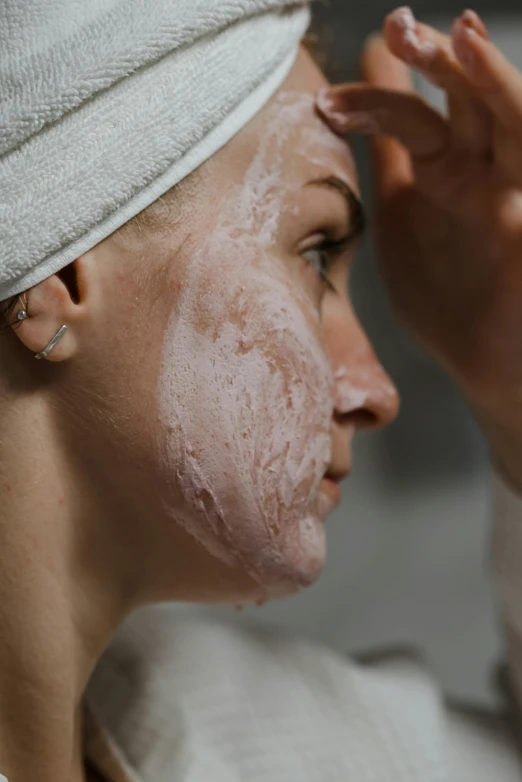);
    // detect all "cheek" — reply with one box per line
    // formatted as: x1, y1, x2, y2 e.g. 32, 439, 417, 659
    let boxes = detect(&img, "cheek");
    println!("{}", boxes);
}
157, 247, 334, 599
